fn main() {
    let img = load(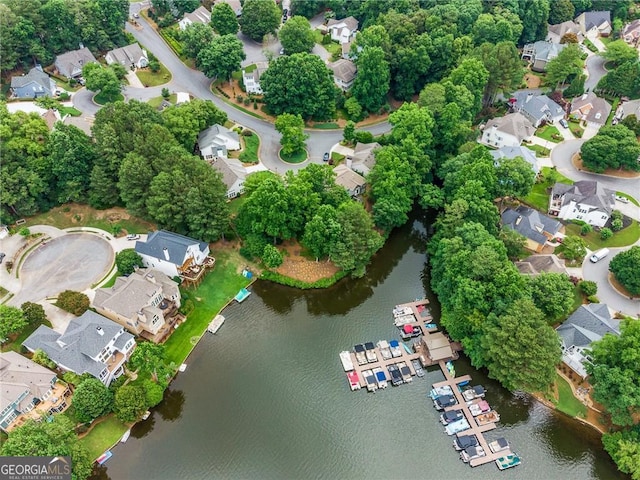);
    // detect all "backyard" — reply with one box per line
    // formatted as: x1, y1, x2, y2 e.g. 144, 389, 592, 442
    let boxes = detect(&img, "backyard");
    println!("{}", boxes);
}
238, 132, 260, 163
565, 220, 640, 249
78, 415, 128, 462
522, 167, 574, 212
552, 374, 587, 418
